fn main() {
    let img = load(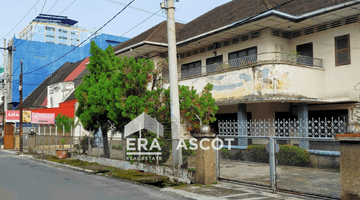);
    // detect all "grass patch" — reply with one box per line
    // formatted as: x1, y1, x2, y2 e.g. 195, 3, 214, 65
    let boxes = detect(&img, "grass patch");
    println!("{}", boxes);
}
46, 155, 57, 159
188, 168, 196, 172
104, 169, 186, 188
37, 154, 189, 189
46, 158, 98, 166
